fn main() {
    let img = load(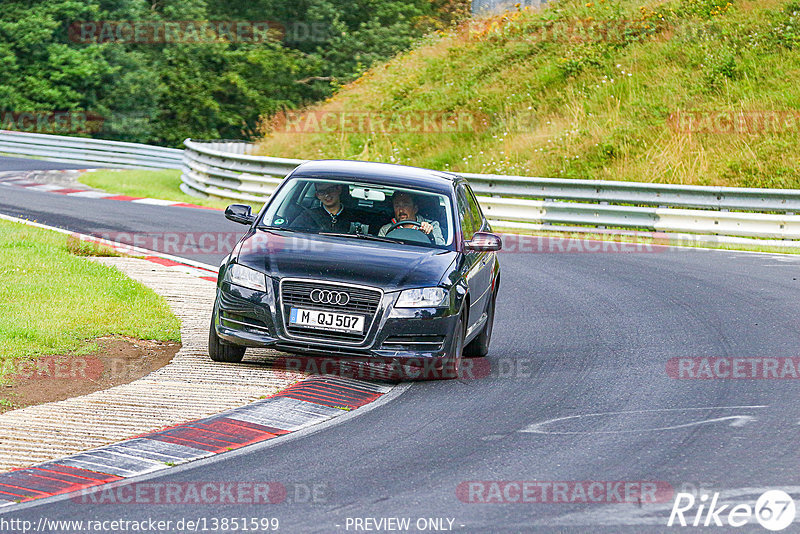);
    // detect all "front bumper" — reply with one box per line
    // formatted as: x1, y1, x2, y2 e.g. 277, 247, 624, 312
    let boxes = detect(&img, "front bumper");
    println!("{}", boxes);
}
214, 280, 460, 364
